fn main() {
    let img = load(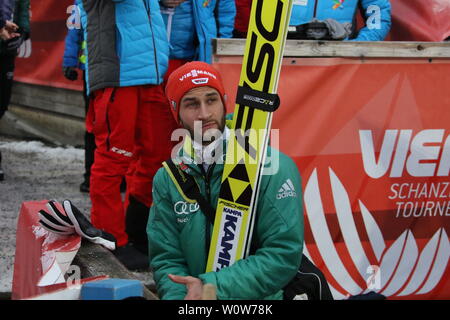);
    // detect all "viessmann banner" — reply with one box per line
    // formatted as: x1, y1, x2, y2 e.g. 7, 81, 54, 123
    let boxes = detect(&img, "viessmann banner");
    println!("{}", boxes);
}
214, 57, 450, 299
